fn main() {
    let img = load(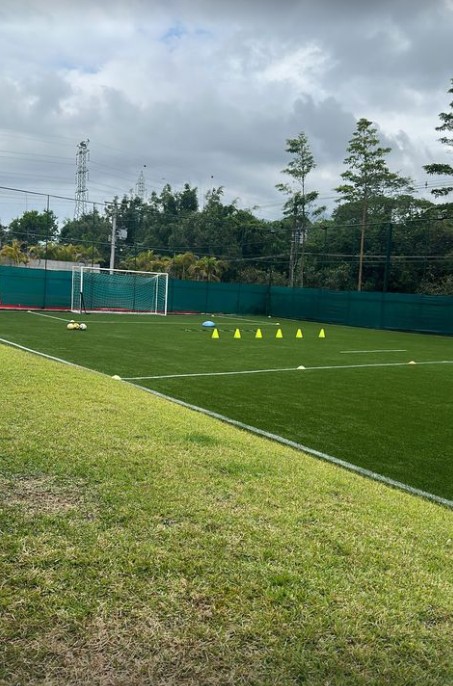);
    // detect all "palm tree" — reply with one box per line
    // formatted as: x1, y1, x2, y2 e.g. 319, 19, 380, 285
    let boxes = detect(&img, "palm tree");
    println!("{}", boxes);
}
168, 251, 197, 279
188, 256, 226, 282
0, 239, 28, 265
